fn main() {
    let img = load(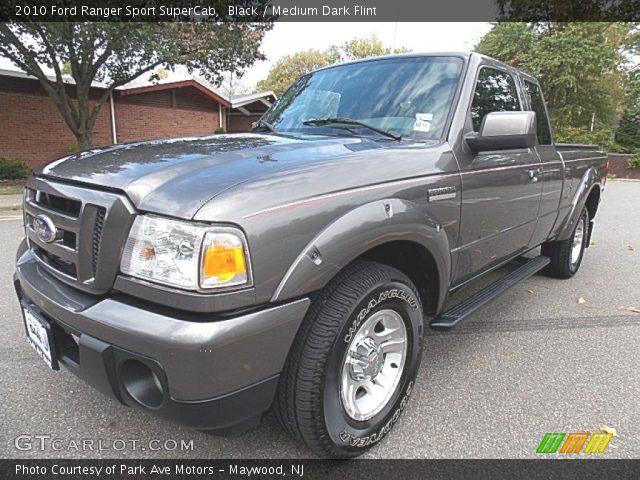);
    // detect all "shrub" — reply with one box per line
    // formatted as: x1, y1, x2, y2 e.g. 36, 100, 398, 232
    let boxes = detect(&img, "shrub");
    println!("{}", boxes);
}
615, 109, 640, 153
0, 158, 31, 179
627, 151, 640, 169
554, 126, 623, 153
214, 127, 226, 134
